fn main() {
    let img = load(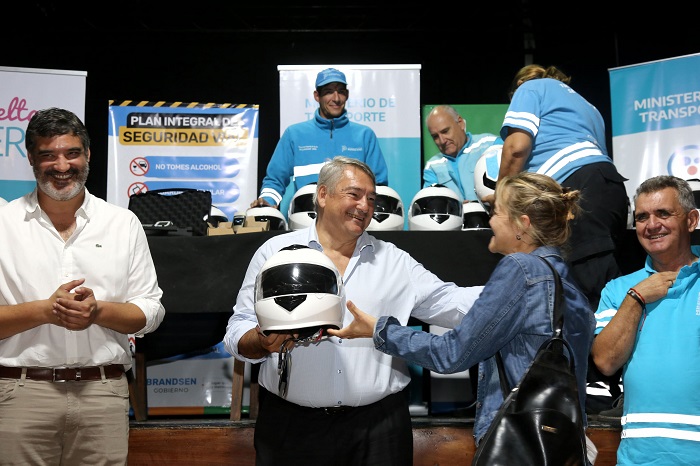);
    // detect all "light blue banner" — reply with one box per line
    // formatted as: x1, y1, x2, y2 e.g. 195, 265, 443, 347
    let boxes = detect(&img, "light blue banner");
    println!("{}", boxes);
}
609, 53, 700, 204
